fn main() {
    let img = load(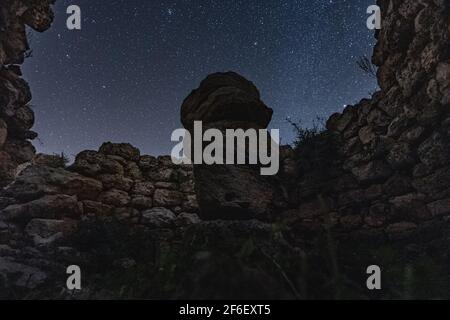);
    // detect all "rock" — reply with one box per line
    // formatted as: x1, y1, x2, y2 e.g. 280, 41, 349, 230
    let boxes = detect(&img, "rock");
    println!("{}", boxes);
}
70, 150, 124, 176
413, 167, 450, 196
0, 257, 47, 289
427, 199, 450, 217
365, 184, 384, 201
387, 143, 415, 169
113, 207, 137, 221
193, 165, 286, 220
179, 73, 287, 220
367, 107, 391, 128
385, 222, 417, 240
326, 110, 354, 133
417, 105, 443, 127
98, 189, 130, 207
182, 194, 199, 212
358, 126, 376, 144
99, 142, 140, 162
131, 181, 155, 197
418, 132, 450, 169
21, 1, 55, 31
149, 168, 177, 182
181, 72, 273, 129
413, 163, 432, 178
383, 174, 413, 197
175, 212, 201, 227
138, 155, 158, 171
436, 62, 450, 105
32, 154, 67, 168
351, 161, 392, 183
179, 72, 288, 220
98, 174, 133, 191
141, 207, 176, 228
179, 180, 195, 193
365, 210, 387, 228
155, 182, 178, 190
0, 119, 7, 147
125, 161, 142, 180
0, 195, 80, 221
369, 202, 390, 215
399, 0, 424, 20
25, 218, 77, 246
153, 189, 183, 207
0, 151, 15, 187
339, 215, 363, 230
0, 197, 15, 210
387, 115, 411, 138
443, 118, 450, 135
4, 165, 103, 202
397, 60, 426, 98
3, 139, 35, 164
399, 126, 424, 143
130, 196, 153, 210
390, 193, 426, 211
8, 105, 34, 133
69, 150, 102, 176
158, 155, 176, 167
0, 244, 17, 256
0, 72, 31, 115
81, 200, 112, 216
338, 190, 365, 207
